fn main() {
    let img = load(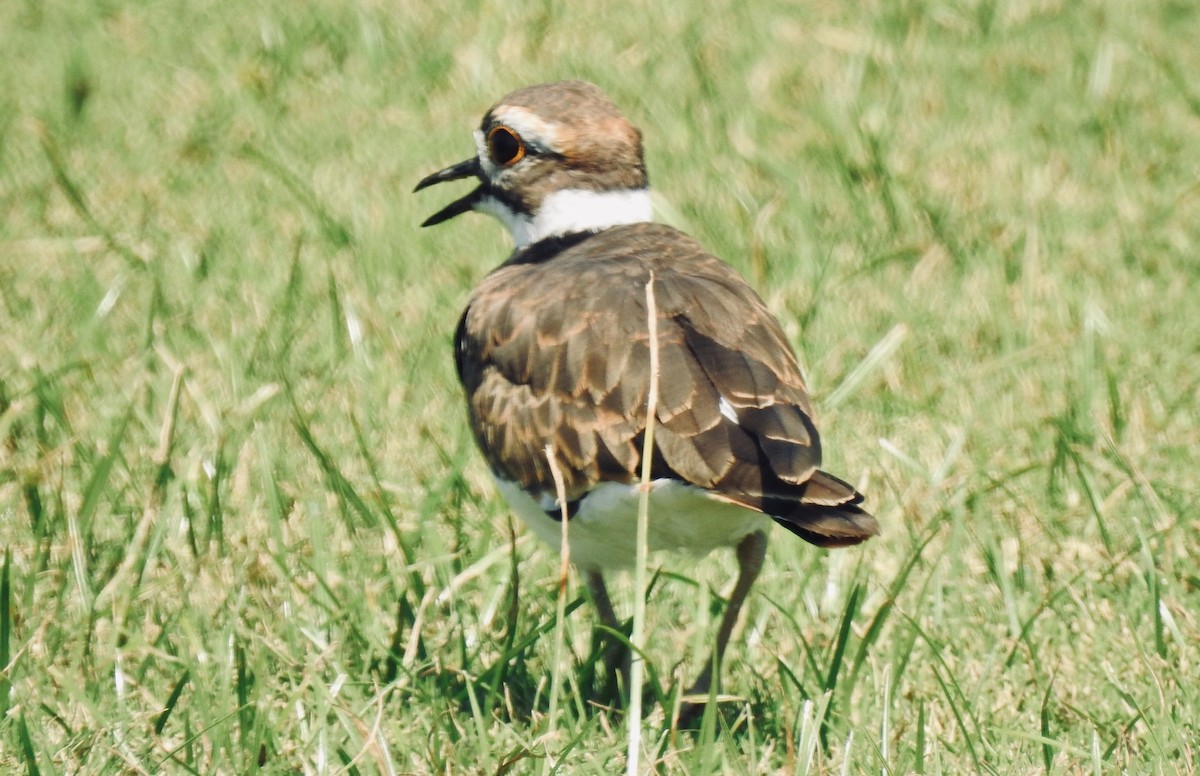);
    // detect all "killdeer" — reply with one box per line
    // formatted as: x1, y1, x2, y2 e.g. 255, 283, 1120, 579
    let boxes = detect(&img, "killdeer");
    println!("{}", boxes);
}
416, 80, 878, 714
